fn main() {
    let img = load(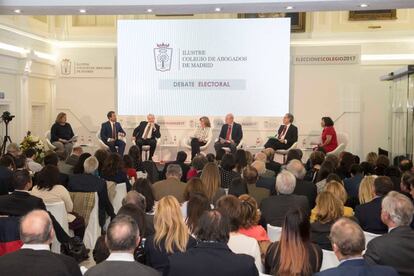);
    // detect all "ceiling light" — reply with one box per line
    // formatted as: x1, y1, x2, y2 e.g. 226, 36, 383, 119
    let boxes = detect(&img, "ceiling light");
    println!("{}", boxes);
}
79, 9, 87, 13
147, 8, 153, 13
14, 9, 21, 14
360, 4, 369, 8
286, 6, 294, 10
215, 7, 221, 12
